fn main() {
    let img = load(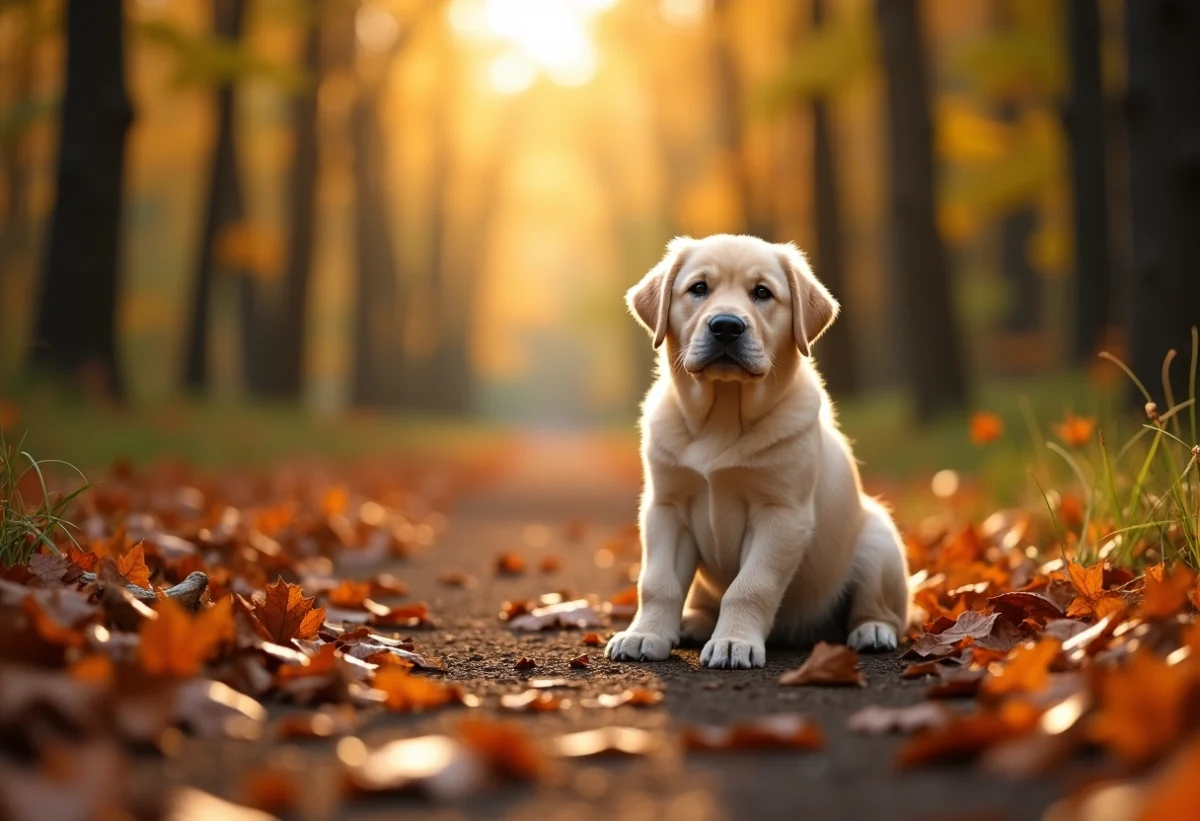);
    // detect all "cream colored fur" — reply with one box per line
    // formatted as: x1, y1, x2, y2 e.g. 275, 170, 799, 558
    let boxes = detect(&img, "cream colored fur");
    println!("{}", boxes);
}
607, 234, 910, 669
